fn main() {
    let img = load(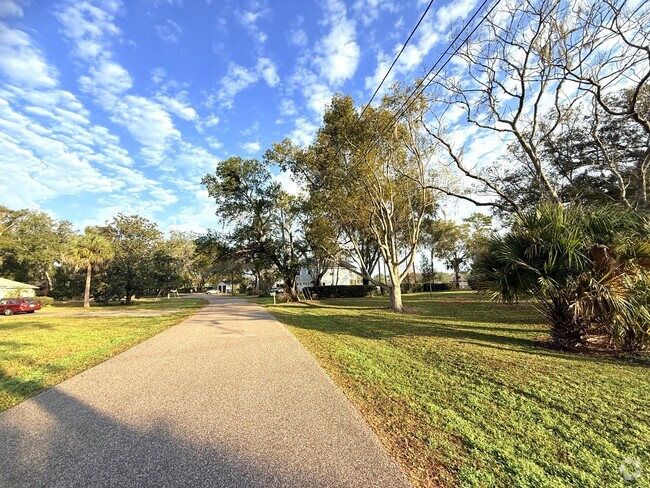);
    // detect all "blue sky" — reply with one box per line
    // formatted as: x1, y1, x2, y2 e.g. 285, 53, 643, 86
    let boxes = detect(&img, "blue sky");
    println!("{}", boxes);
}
0, 0, 478, 233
